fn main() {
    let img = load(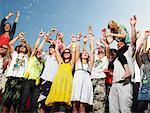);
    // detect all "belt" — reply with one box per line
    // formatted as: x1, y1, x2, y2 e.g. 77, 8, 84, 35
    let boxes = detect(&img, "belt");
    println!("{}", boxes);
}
115, 80, 125, 83
76, 69, 91, 75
